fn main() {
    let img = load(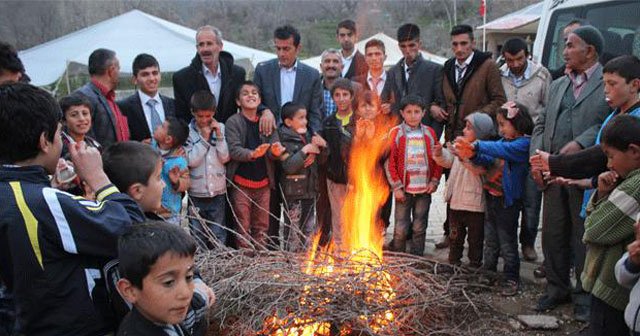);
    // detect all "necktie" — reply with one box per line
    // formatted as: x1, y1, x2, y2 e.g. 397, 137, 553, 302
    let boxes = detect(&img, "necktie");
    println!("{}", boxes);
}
146, 98, 162, 133
370, 77, 381, 94
456, 64, 466, 85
